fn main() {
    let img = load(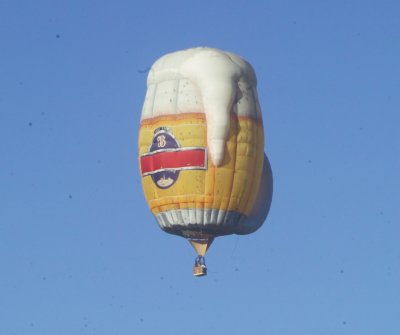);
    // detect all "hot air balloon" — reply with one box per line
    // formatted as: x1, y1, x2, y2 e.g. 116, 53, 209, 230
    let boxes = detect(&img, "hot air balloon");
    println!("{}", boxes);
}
138, 47, 272, 276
